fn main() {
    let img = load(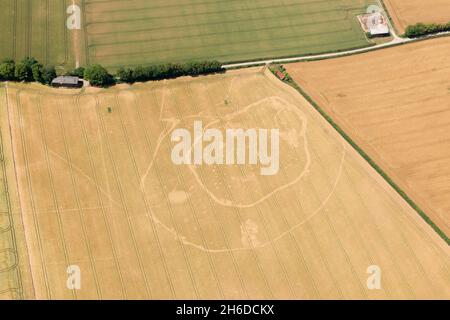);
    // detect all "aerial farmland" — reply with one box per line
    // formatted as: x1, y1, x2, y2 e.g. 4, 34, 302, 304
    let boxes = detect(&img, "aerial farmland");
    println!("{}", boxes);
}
286, 37, 450, 237
383, 0, 450, 33
1, 68, 449, 299
0, 0, 449, 304
1, 0, 375, 70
